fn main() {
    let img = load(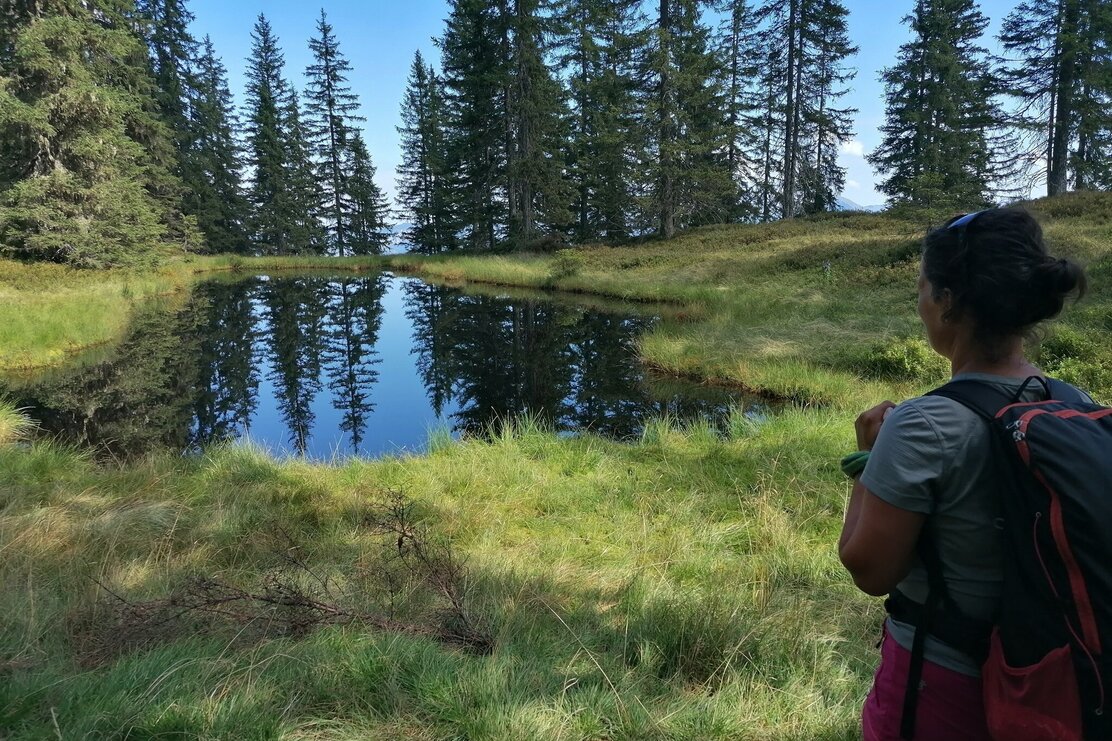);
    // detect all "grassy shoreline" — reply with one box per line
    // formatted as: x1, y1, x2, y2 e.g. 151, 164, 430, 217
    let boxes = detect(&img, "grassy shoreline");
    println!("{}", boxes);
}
2, 192, 1111, 738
